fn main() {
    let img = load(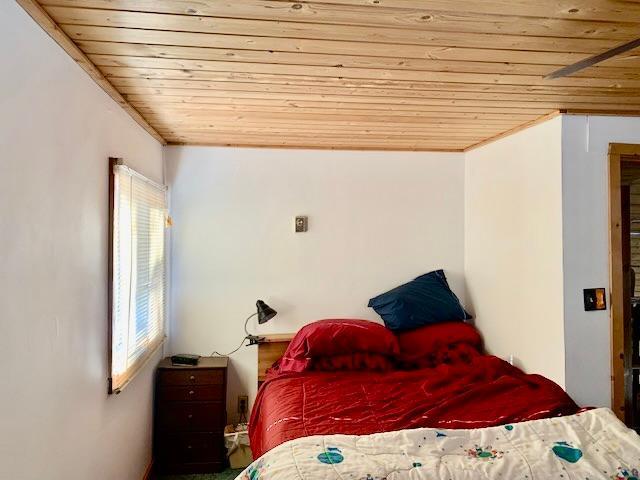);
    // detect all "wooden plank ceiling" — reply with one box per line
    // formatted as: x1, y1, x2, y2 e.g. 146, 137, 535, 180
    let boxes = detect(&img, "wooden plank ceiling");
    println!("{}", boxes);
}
22, 0, 640, 151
